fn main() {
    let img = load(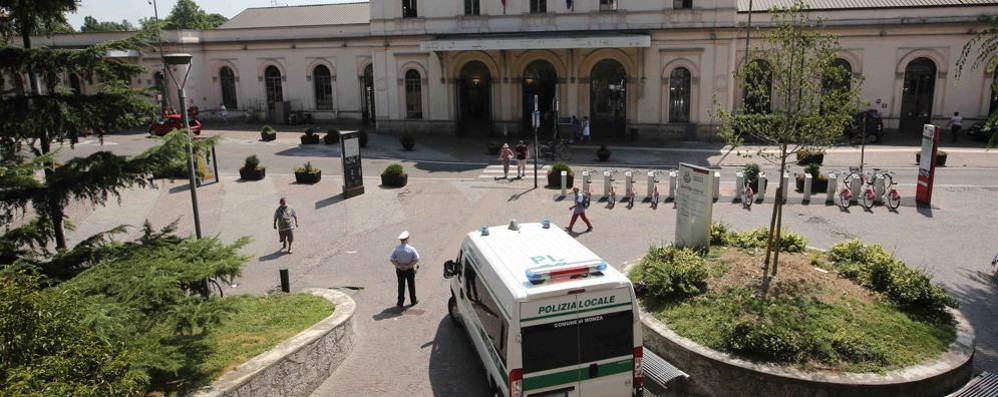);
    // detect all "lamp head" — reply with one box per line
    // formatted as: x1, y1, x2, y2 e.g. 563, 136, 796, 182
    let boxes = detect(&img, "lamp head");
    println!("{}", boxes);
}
163, 53, 193, 66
